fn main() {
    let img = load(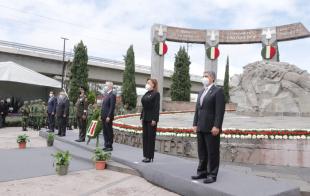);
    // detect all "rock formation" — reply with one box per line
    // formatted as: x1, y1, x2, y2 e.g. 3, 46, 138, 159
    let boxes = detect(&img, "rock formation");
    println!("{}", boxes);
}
230, 61, 310, 115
